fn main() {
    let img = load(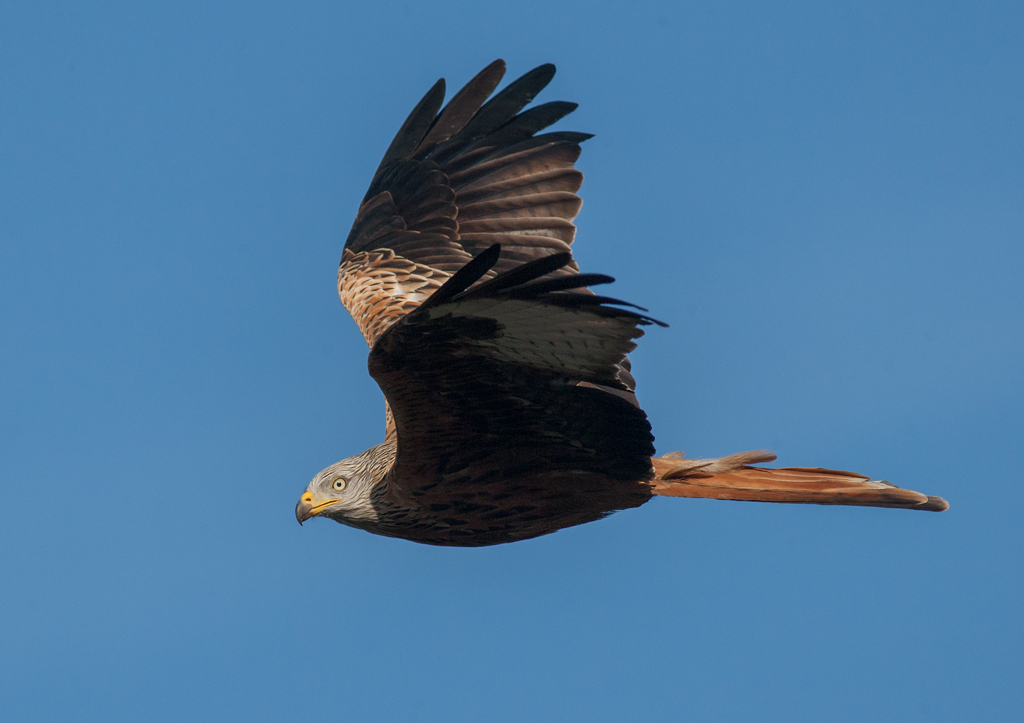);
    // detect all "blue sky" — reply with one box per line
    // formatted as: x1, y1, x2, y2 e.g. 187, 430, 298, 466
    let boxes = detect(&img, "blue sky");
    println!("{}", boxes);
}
1, 1, 1021, 720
